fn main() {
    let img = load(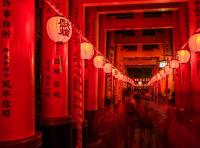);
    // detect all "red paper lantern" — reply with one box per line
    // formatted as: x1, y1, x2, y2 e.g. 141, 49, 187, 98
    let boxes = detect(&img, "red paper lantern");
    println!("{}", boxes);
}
80, 42, 94, 59
189, 33, 200, 52
46, 16, 72, 43
177, 50, 190, 63
170, 60, 179, 69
